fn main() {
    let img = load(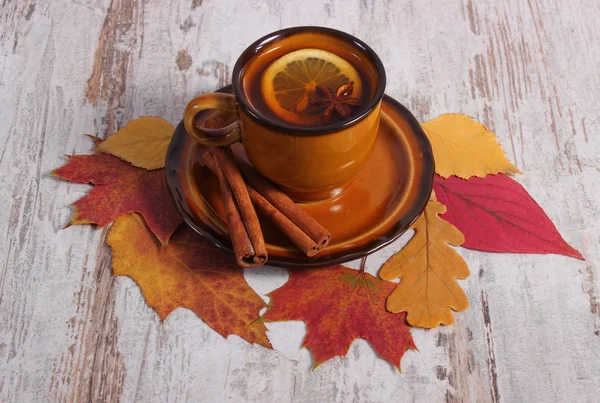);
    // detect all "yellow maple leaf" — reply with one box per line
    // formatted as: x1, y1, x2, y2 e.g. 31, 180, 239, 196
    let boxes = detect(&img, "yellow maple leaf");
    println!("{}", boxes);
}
421, 113, 521, 179
380, 192, 470, 328
95, 116, 174, 170
108, 213, 271, 347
